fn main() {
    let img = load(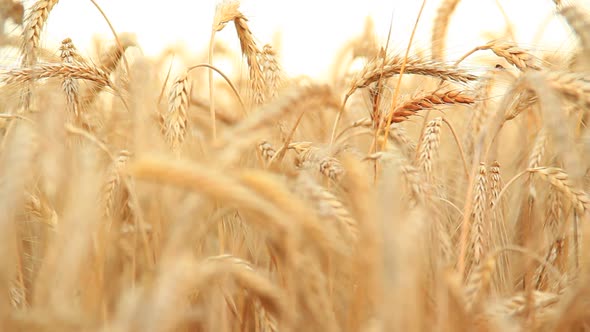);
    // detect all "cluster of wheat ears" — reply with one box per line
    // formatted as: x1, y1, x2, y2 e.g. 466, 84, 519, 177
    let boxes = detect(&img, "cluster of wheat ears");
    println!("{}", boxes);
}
0, 0, 589, 331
